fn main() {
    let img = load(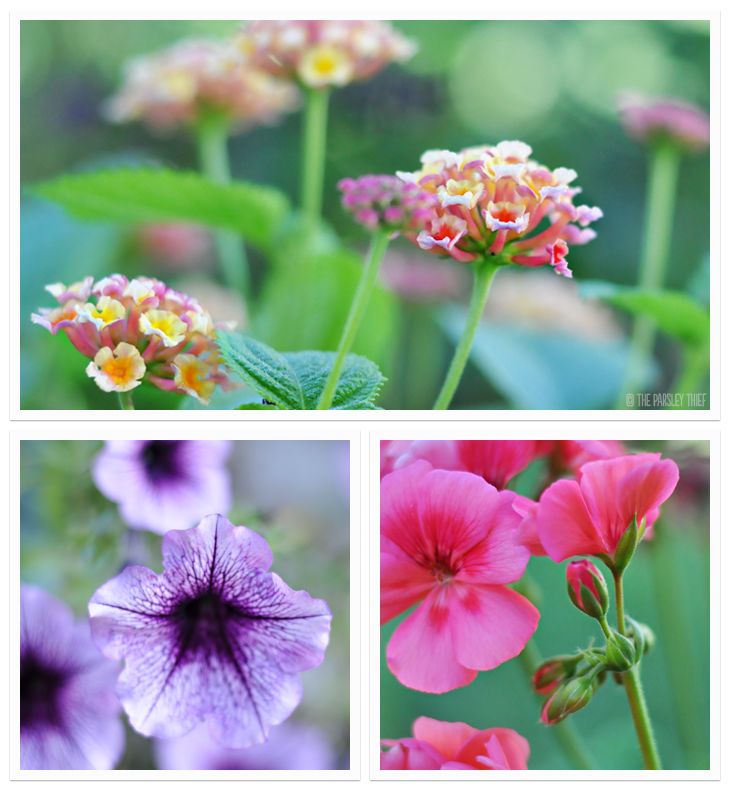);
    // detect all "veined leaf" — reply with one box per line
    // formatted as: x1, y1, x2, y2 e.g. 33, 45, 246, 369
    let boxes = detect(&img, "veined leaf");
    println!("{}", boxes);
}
31, 168, 289, 250
216, 332, 385, 410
